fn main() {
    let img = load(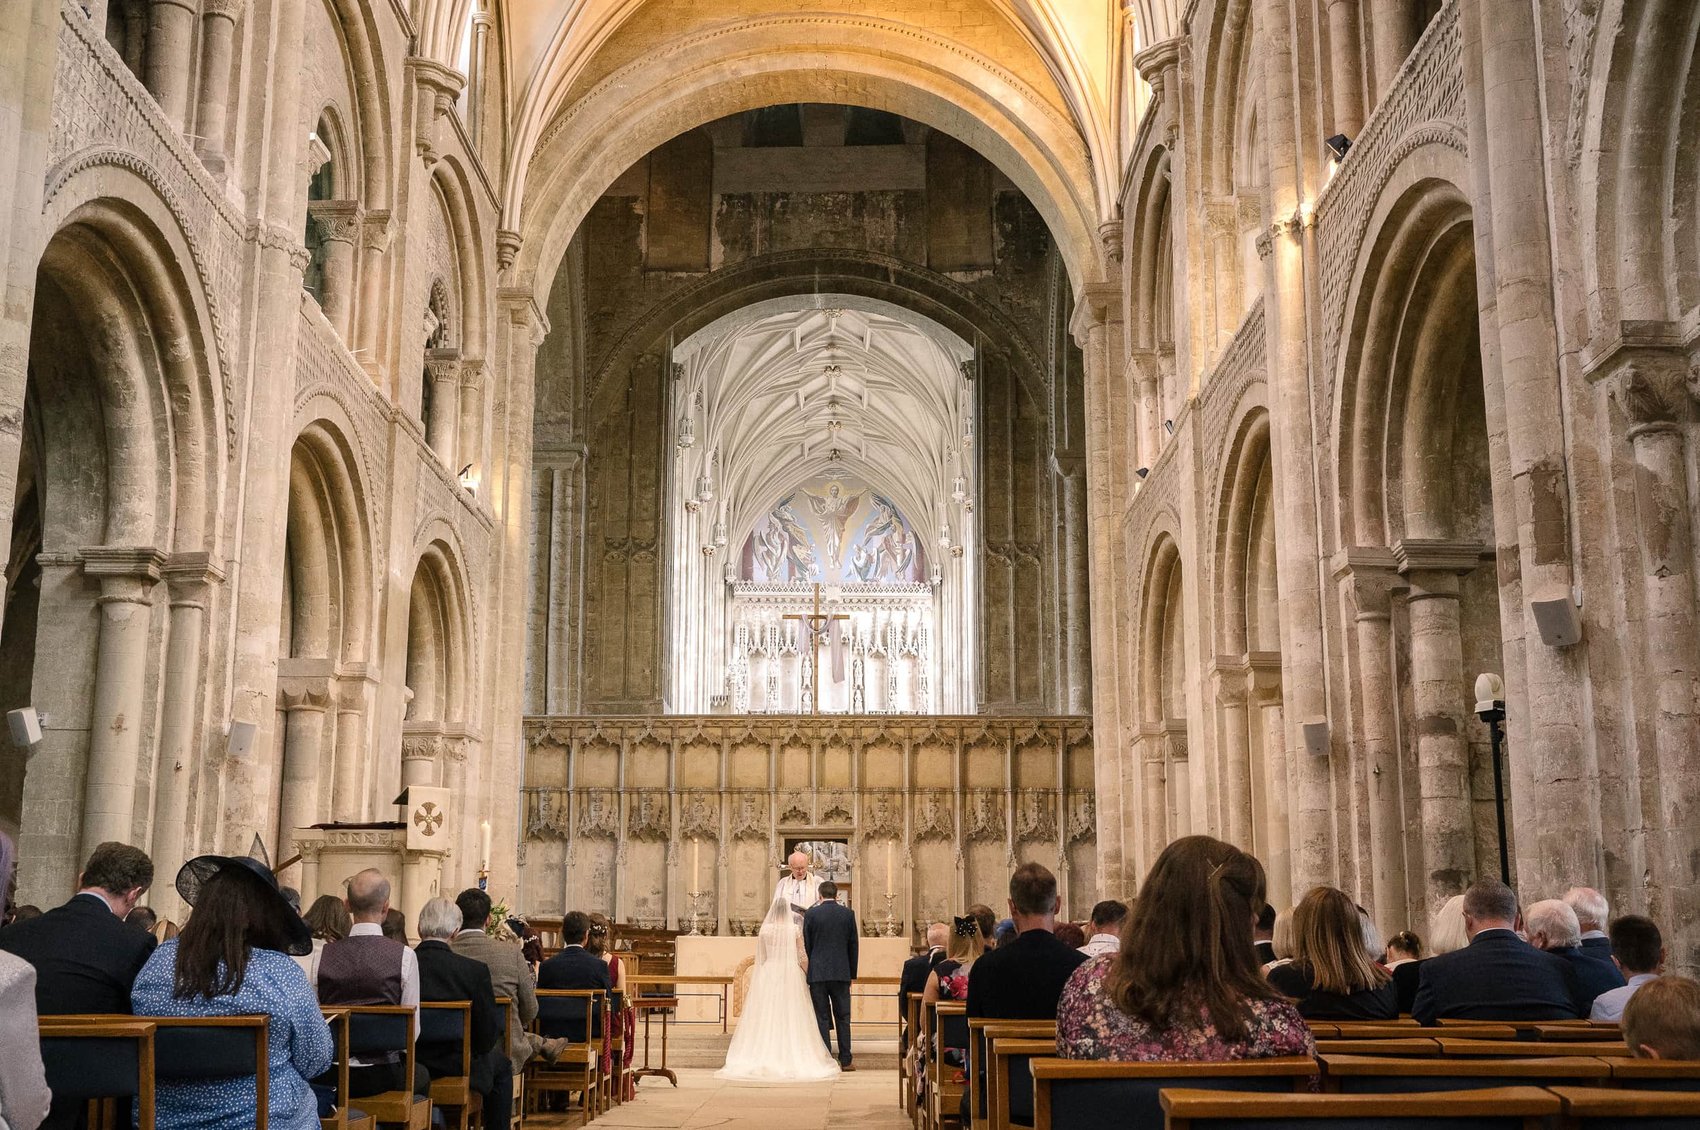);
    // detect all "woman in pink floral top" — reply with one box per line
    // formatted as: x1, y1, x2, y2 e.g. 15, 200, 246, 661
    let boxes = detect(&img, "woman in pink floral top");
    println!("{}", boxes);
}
1056, 836, 1315, 1062
915, 915, 986, 1101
